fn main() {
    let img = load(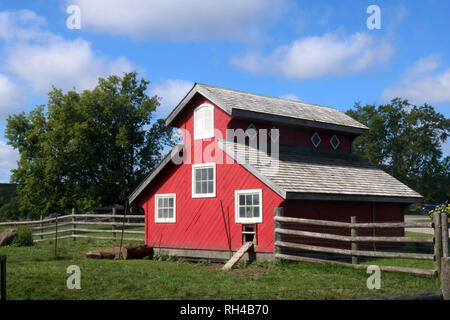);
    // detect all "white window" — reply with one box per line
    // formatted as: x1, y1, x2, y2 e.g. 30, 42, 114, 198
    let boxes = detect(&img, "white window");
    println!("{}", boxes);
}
155, 194, 176, 223
192, 163, 216, 198
235, 189, 262, 223
194, 104, 214, 140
